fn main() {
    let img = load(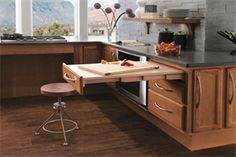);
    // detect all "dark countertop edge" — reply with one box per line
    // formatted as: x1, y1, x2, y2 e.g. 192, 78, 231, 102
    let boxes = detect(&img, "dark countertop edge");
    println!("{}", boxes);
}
106, 42, 236, 68
0, 40, 101, 45
1, 40, 236, 68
